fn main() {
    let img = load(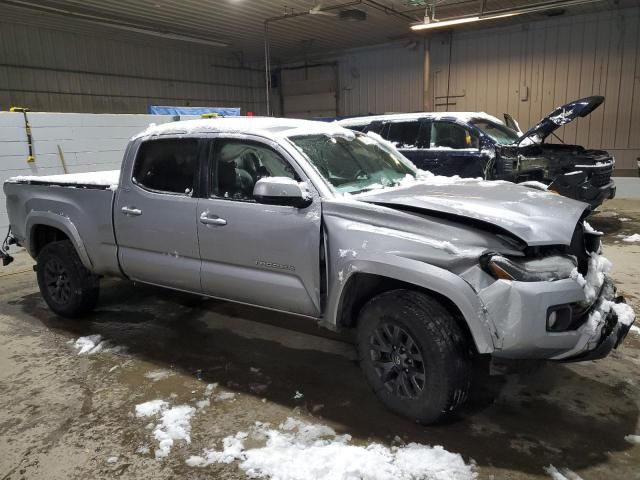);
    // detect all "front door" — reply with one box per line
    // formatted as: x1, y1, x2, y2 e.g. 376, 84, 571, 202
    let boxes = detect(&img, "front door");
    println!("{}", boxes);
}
197, 136, 322, 317
114, 137, 202, 292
